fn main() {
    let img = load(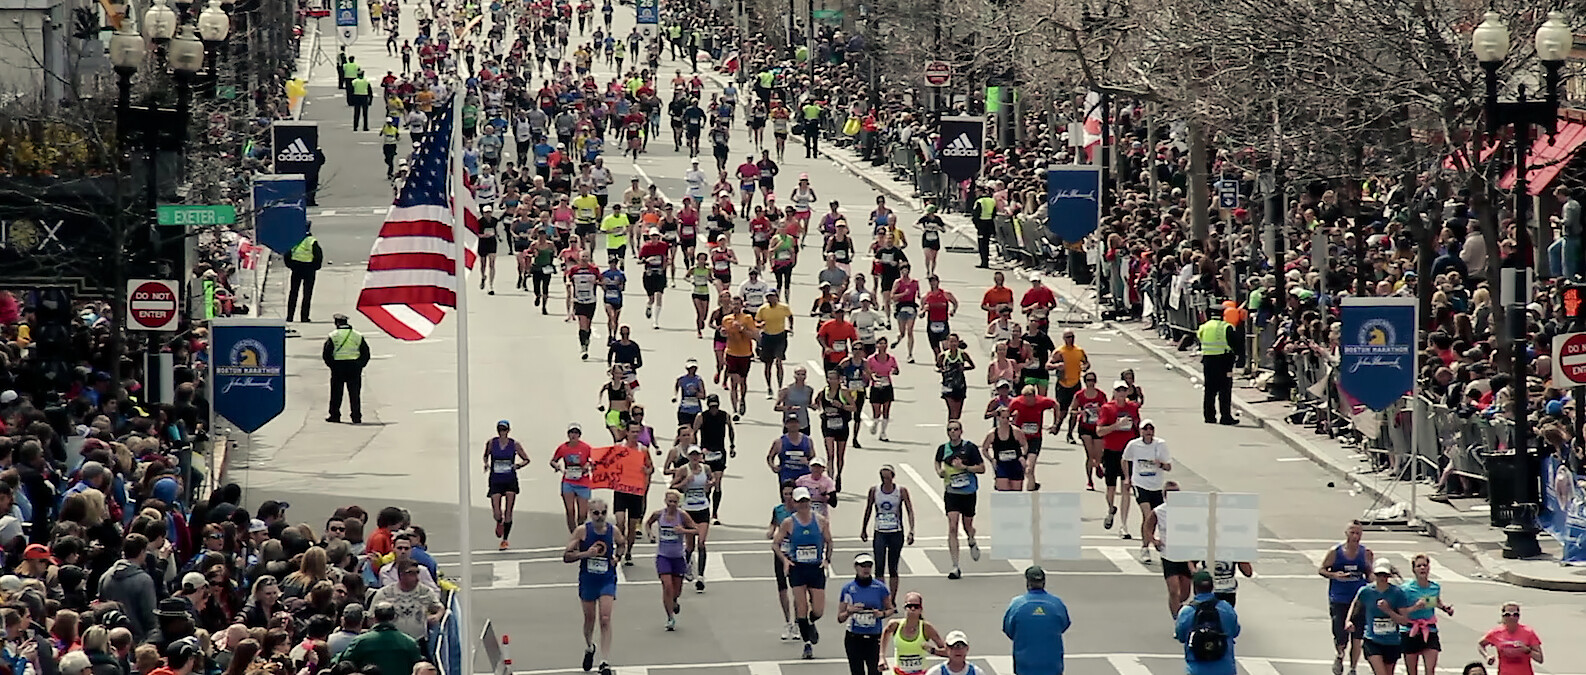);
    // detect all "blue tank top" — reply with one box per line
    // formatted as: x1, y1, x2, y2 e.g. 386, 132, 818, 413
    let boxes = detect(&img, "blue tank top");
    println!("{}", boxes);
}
788, 511, 824, 566
489, 438, 517, 481
1327, 544, 1370, 603
579, 523, 617, 581
778, 434, 813, 483
656, 509, 685, 558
